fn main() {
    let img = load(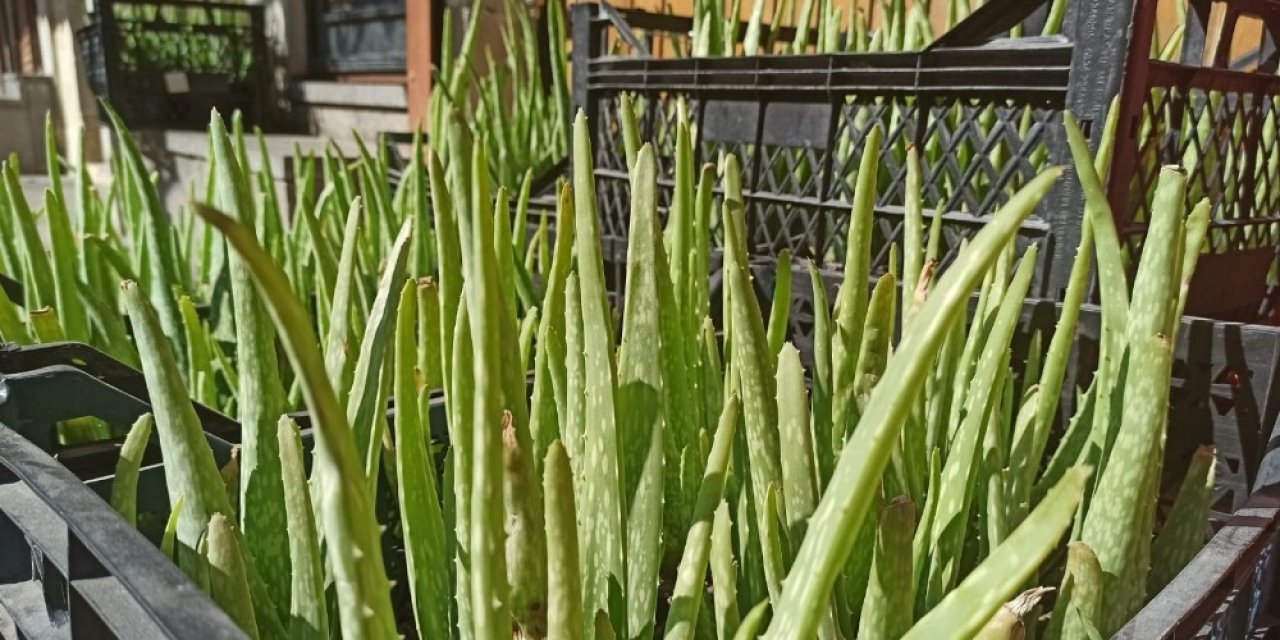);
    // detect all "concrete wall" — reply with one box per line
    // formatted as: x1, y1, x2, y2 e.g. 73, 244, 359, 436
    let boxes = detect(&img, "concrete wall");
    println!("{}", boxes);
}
0, 74, 55, 172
